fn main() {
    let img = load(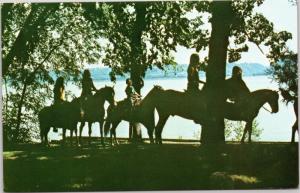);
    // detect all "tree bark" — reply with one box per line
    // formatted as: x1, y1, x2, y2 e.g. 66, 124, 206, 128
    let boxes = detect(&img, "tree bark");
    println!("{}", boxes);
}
201, 1, 234, 144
